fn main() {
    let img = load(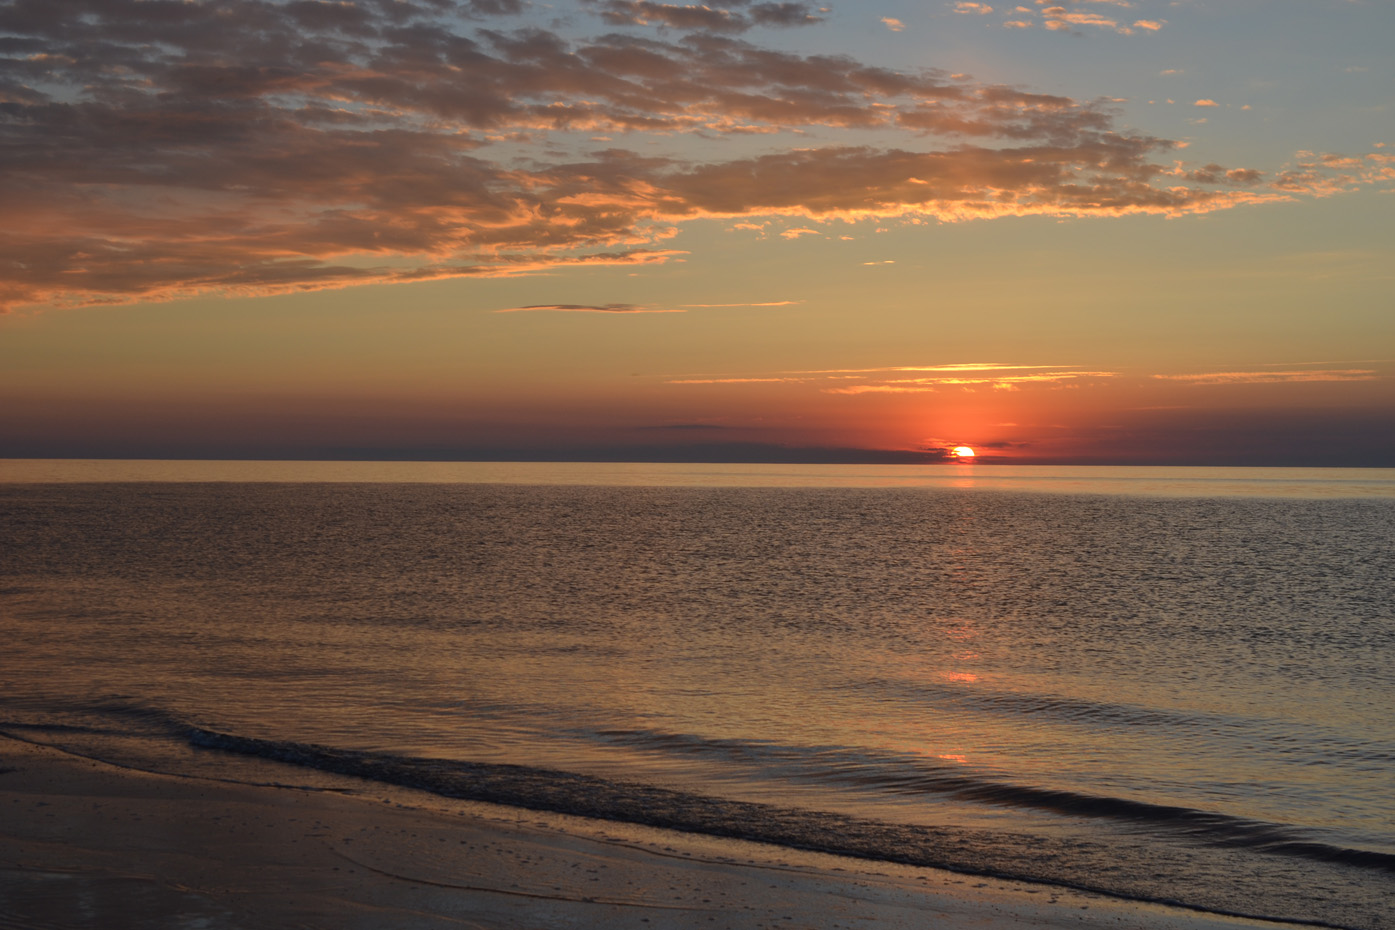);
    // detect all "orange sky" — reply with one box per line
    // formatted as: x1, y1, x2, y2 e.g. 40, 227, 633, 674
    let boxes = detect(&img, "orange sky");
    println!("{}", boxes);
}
1, 0, 1391, 464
